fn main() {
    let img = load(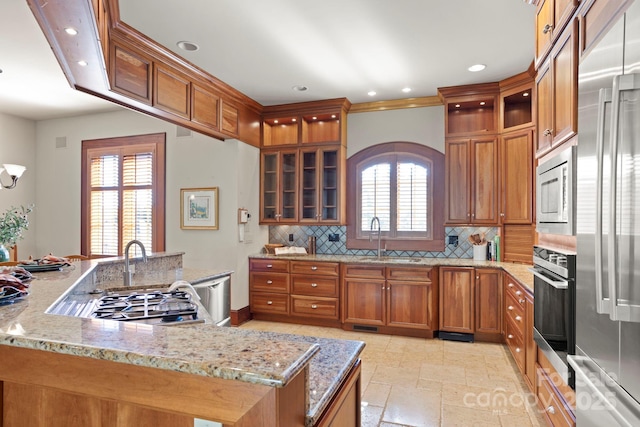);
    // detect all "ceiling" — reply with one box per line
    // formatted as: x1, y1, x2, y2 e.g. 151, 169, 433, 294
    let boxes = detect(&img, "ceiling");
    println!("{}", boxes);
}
0, 0, 535, 121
